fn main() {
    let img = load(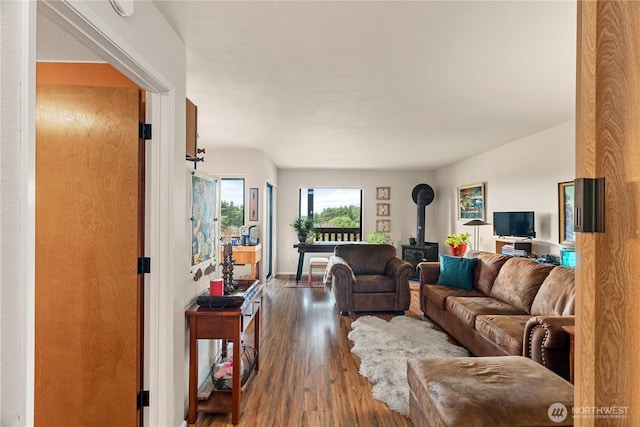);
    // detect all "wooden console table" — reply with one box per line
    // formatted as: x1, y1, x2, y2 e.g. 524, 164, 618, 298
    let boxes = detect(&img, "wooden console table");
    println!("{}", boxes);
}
293, 241, 365, 283
185, 282, 263, 424
227, 244, 262, 280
